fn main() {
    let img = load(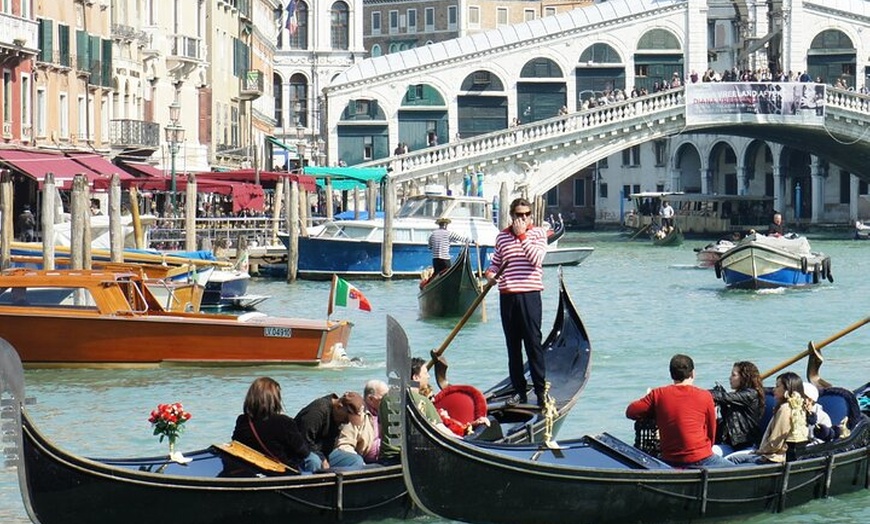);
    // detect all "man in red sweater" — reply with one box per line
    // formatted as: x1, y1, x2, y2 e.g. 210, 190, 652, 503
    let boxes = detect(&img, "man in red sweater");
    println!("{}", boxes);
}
626, 354, 732, 468
485, 197, 548, 407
